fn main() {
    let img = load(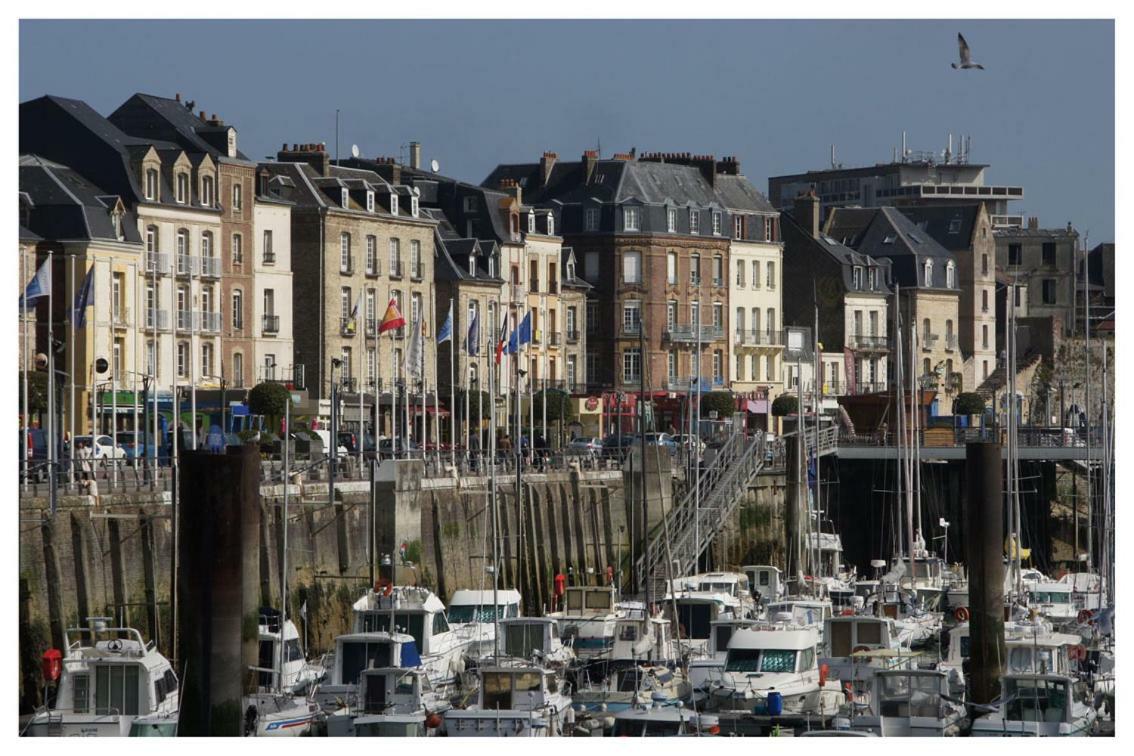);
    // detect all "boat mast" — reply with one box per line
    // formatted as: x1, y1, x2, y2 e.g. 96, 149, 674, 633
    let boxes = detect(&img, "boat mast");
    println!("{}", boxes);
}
893, 285, 905, 562
812, 299, 822, 585
907, 324, 916, 588
489, 333, 500, 662
278, 398, 290, 693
